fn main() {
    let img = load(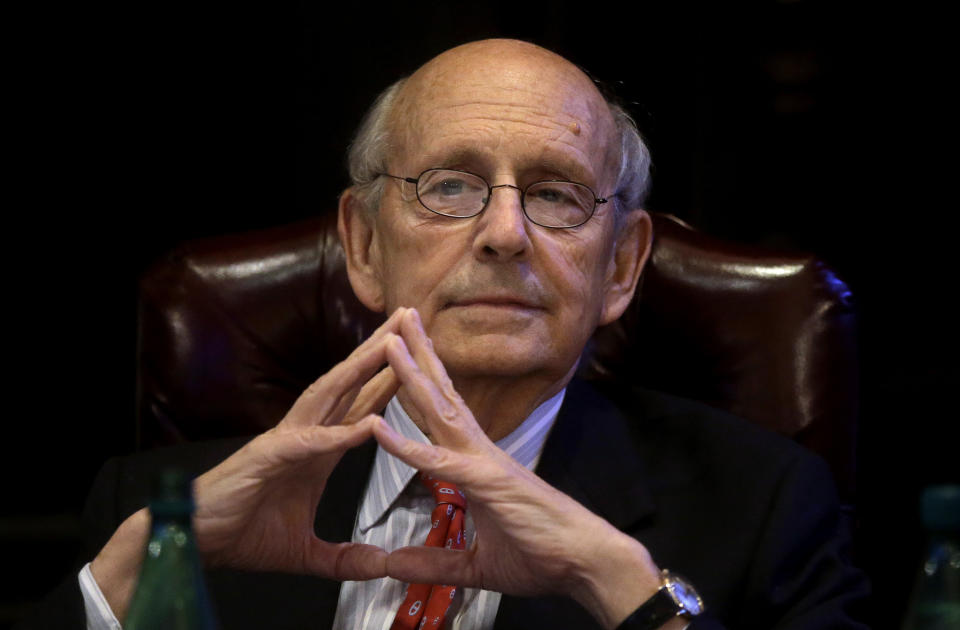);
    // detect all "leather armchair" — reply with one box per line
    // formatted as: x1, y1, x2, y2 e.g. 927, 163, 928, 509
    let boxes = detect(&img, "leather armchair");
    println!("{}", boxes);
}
136, 211, 858, 501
